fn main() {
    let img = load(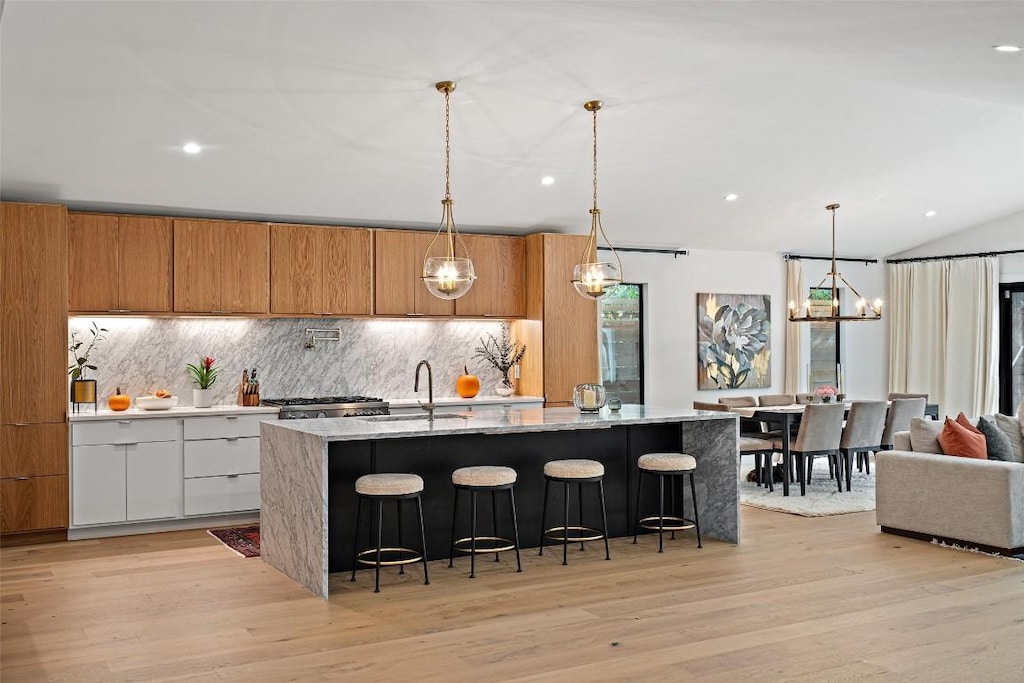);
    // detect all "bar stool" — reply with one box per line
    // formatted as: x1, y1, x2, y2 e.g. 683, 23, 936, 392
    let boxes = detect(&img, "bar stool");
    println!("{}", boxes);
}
448, 465, 522, 578
350, 473, 429, 593
538, 459, 611, 565
633, 453, 702, 552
